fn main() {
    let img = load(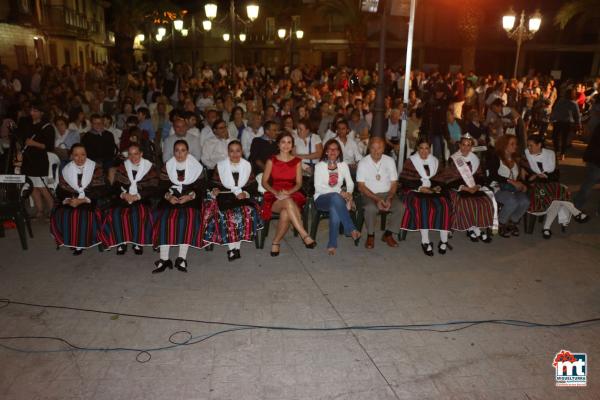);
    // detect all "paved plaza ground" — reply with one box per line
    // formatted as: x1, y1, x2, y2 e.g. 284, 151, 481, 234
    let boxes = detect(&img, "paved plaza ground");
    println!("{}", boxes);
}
0, 154, 599, 400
